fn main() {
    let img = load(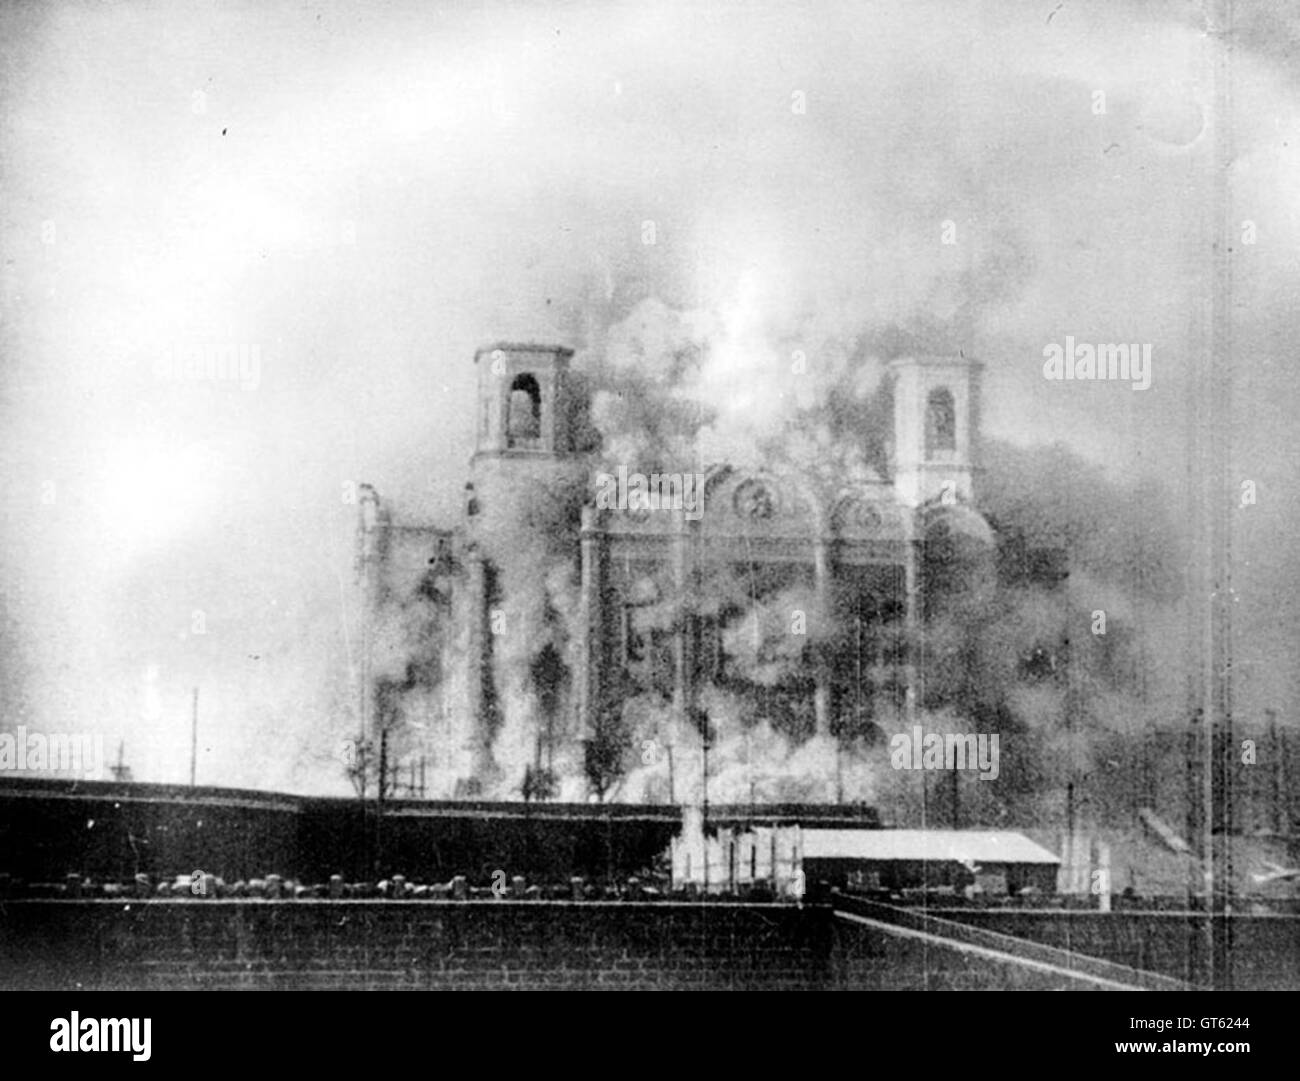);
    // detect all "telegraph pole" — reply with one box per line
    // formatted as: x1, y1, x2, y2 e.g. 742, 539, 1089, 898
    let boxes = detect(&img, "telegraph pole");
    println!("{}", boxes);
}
189, 687, 198, 787
376, 725, 387, 878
